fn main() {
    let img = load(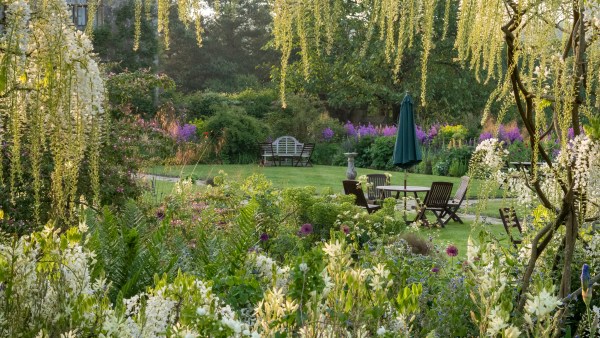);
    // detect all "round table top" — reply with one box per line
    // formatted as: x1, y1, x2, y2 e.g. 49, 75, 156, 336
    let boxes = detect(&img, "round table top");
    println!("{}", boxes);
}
376, 185, 430, 192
